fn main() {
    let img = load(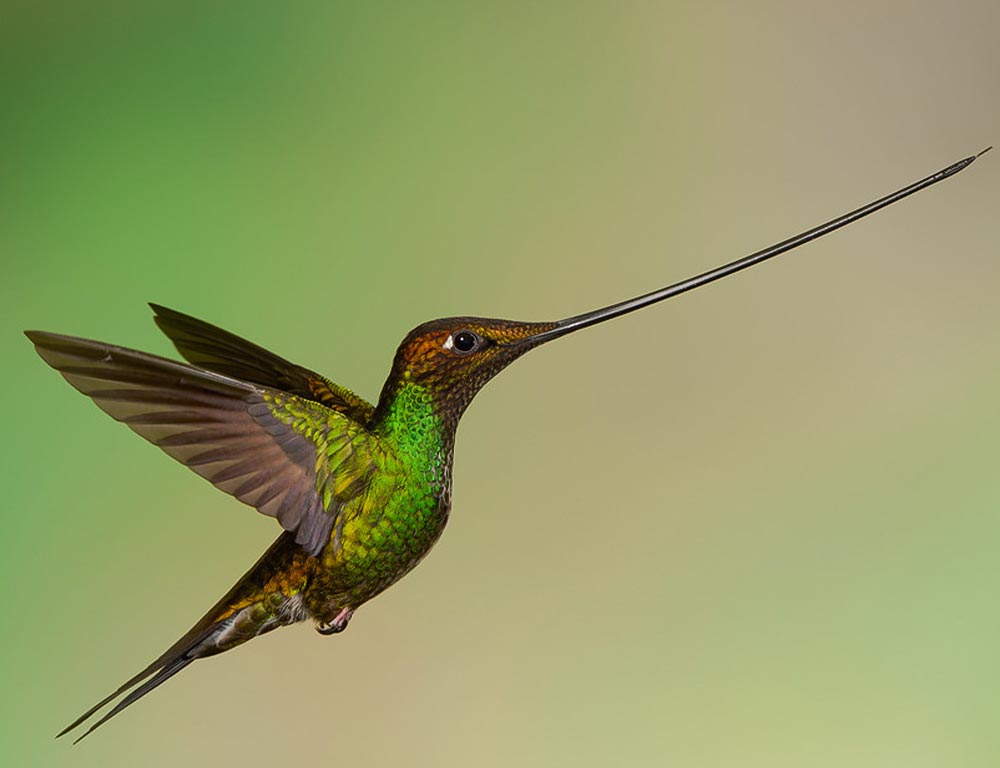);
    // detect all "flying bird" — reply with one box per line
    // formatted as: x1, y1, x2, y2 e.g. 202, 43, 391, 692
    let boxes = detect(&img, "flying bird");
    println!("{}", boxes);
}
27, 148, 989, 742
